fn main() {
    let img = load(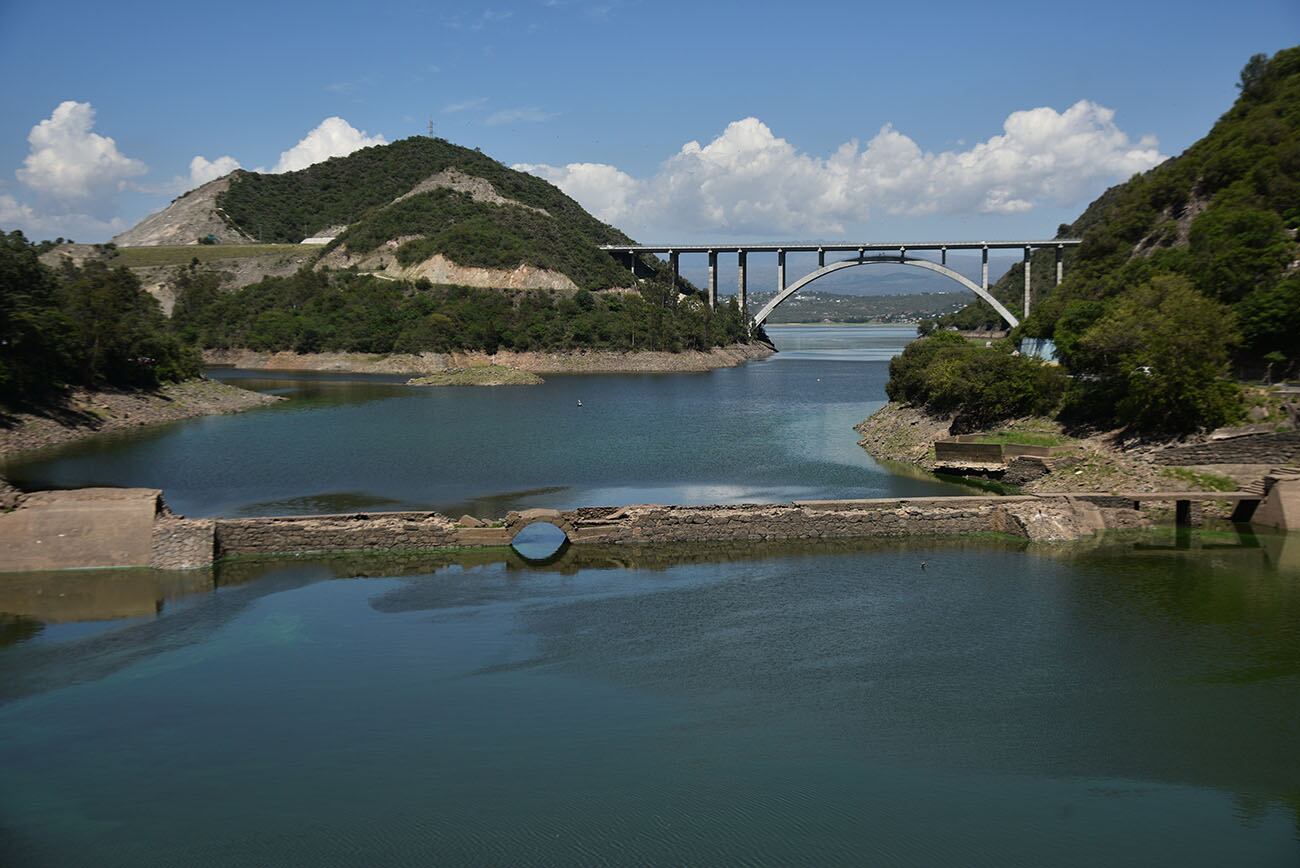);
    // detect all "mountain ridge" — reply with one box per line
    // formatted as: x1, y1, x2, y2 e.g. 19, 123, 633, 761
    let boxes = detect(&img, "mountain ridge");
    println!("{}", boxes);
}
112, 136, 666, 294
